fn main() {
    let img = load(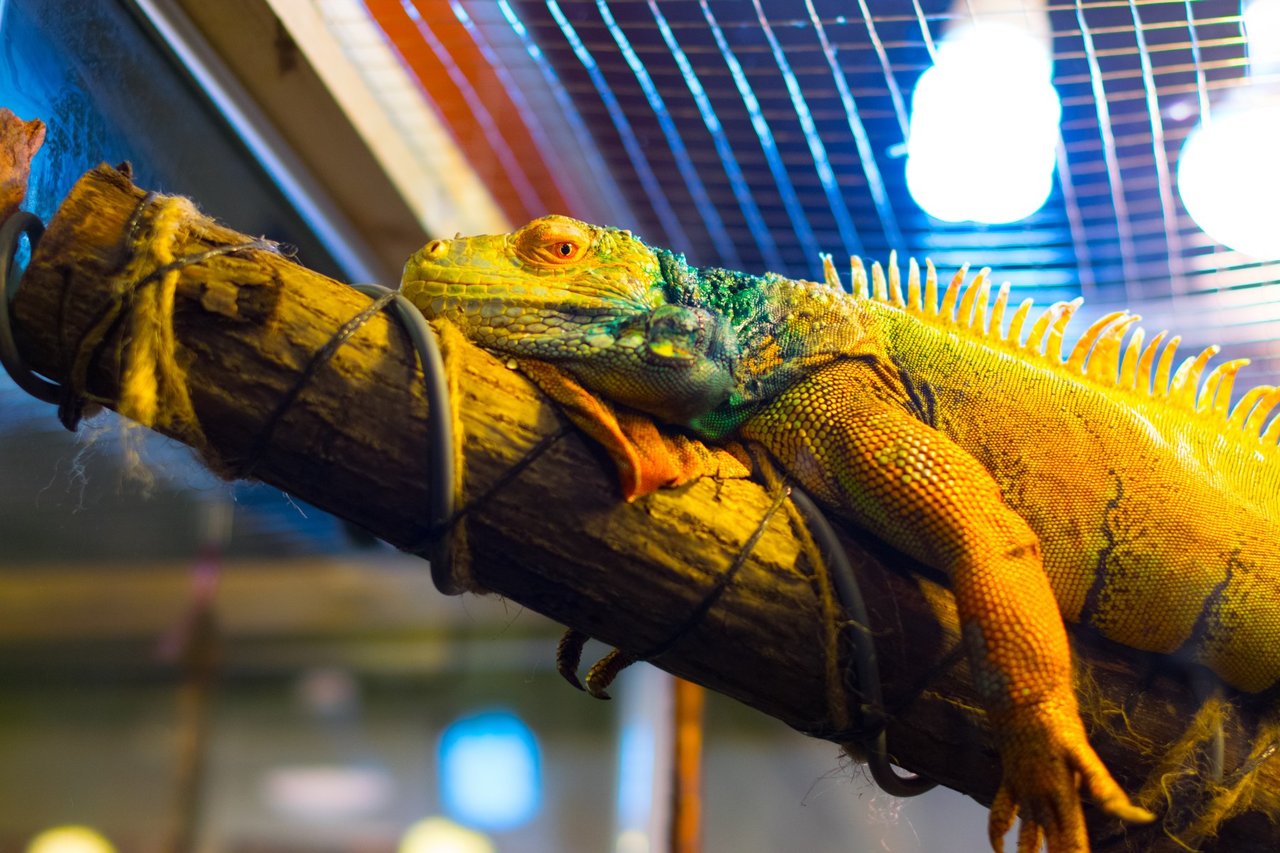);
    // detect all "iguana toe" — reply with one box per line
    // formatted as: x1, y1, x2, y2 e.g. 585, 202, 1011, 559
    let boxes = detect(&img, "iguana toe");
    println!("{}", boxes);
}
556, 628, 589, 692
989, 697, 1152, 853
